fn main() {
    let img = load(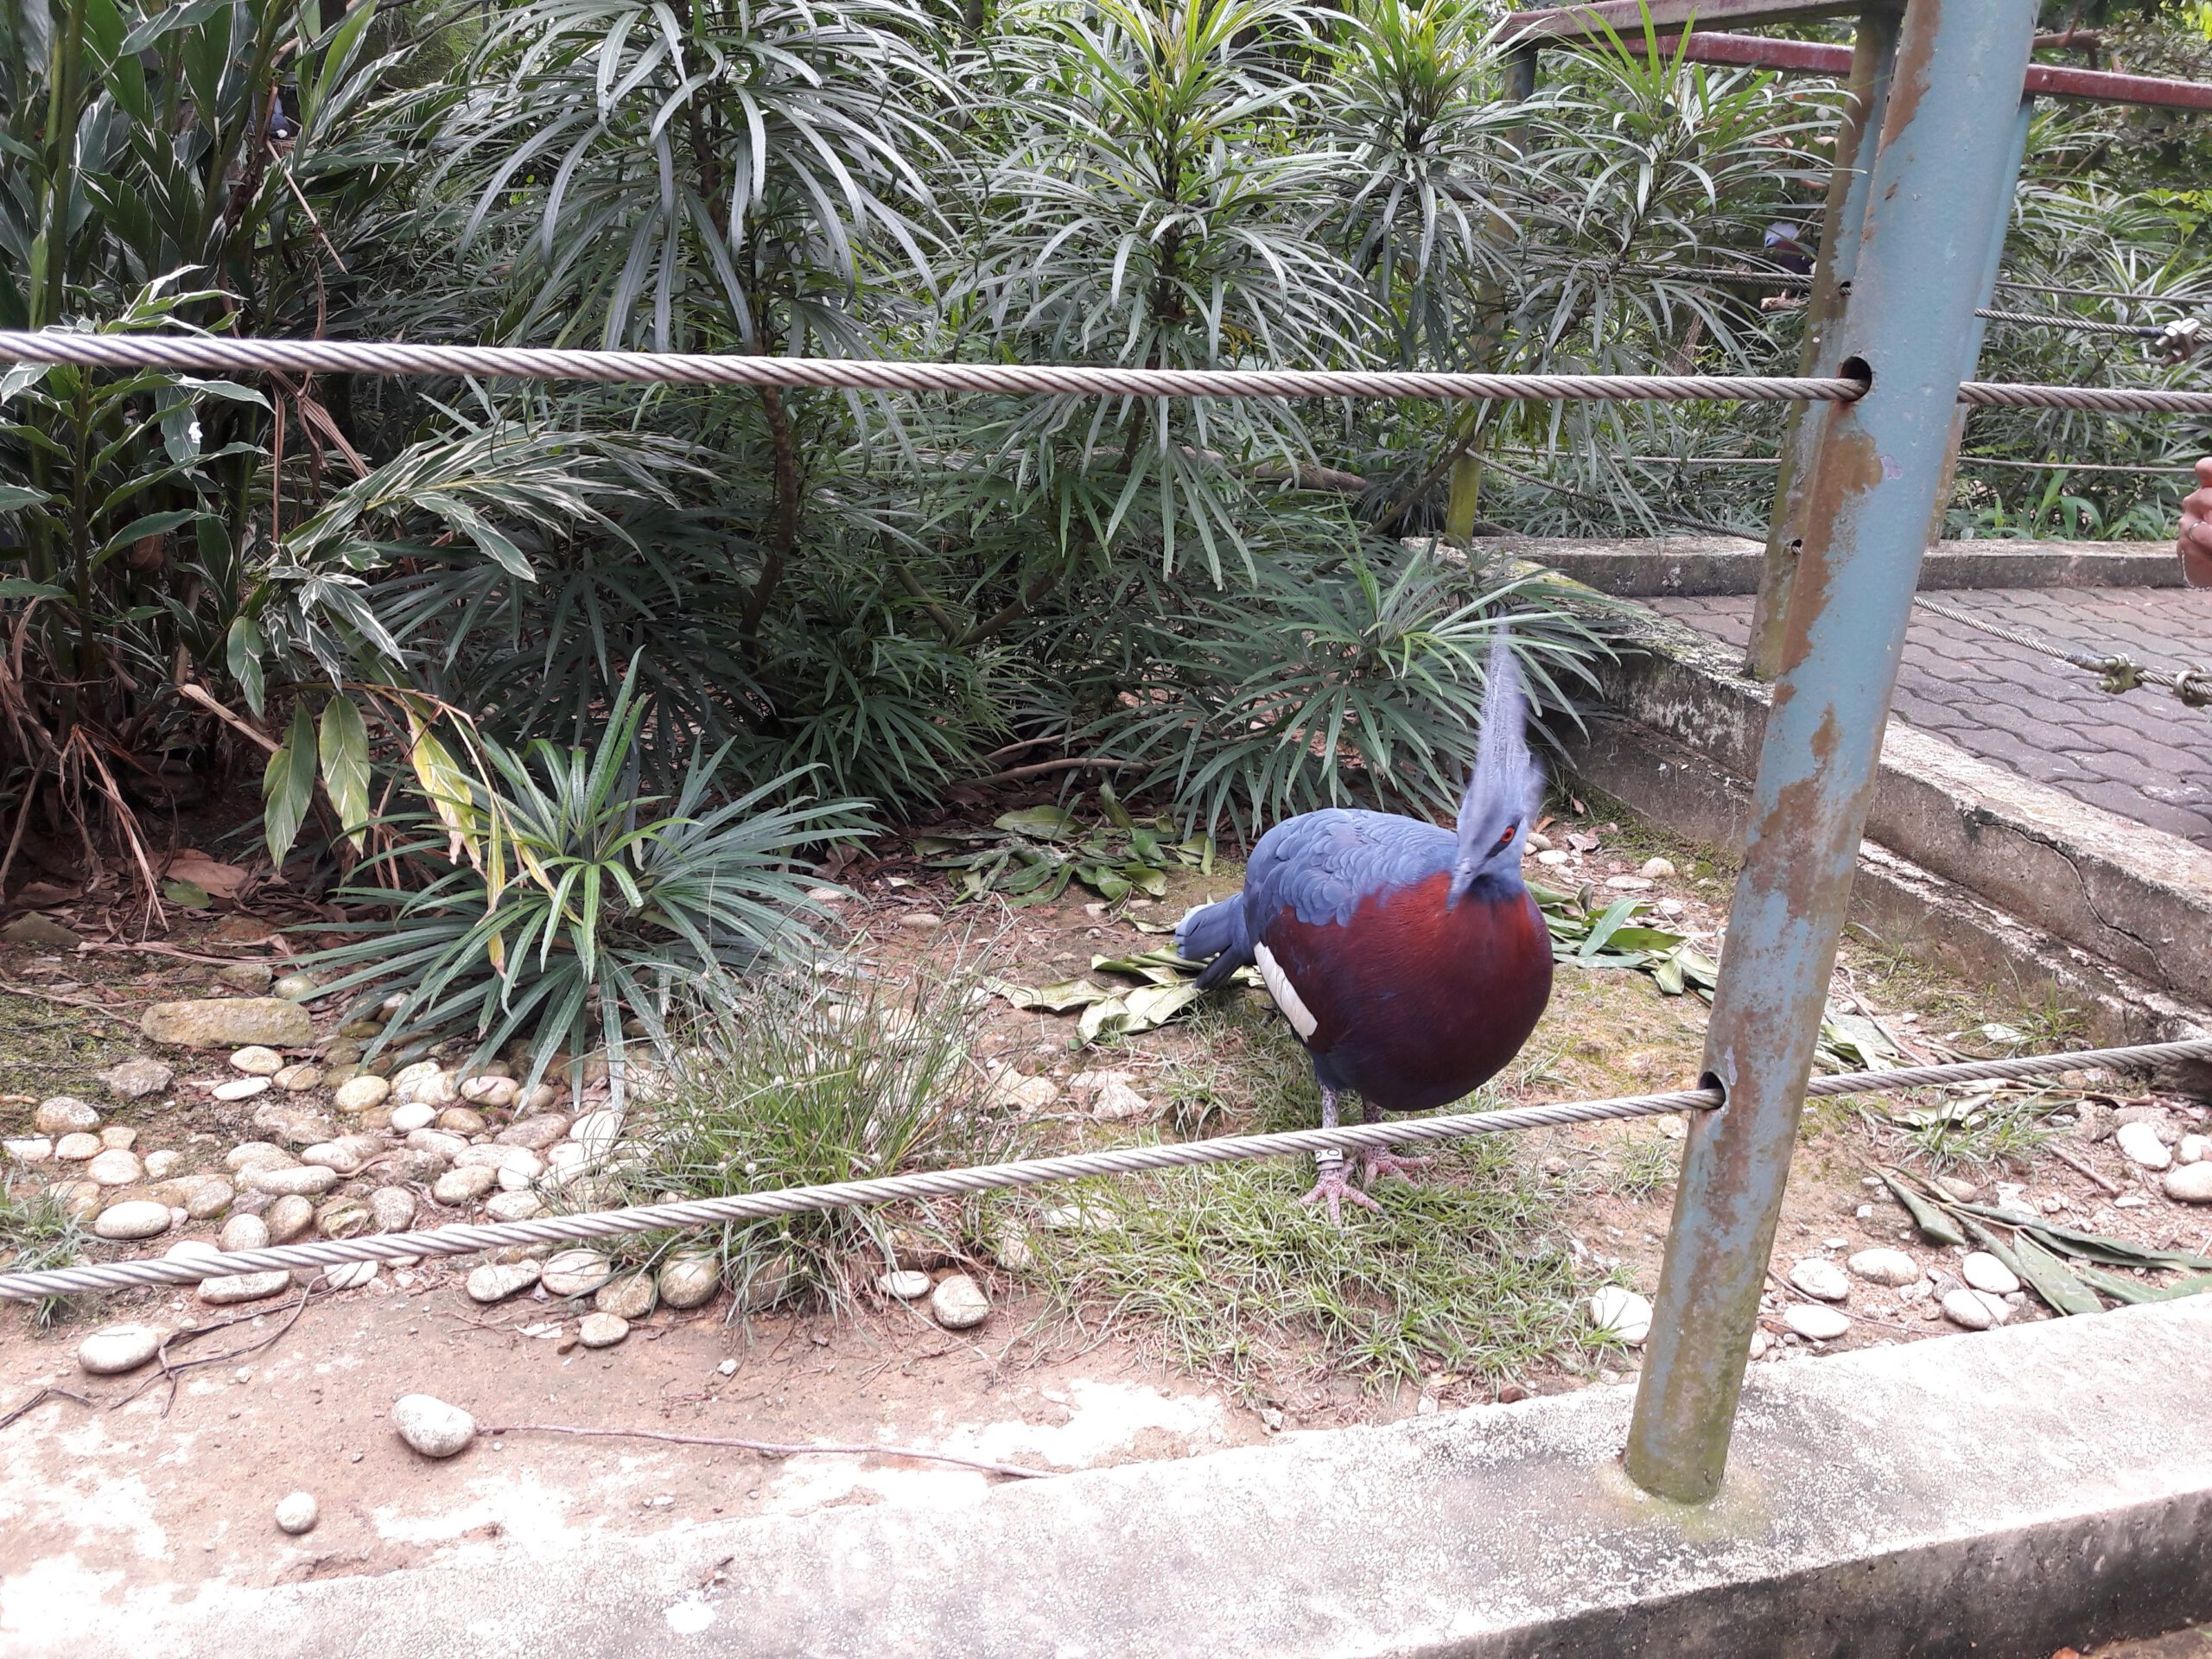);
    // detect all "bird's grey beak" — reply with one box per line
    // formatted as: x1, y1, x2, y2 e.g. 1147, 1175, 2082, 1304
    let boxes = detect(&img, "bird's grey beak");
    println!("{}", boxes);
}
1447, 867, 1474, 906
